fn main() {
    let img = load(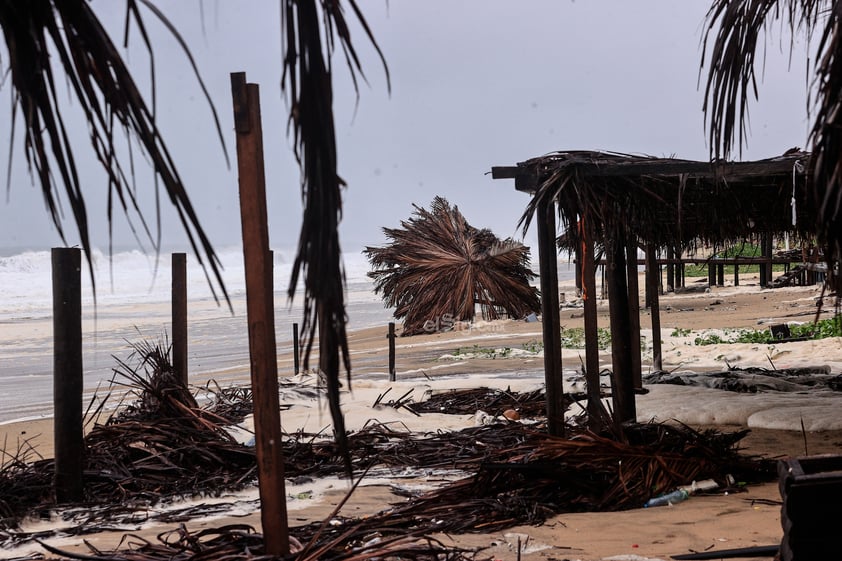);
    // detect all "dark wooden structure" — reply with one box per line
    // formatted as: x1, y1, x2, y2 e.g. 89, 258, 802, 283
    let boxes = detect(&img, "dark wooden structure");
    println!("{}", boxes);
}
493, 150, 814, 424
